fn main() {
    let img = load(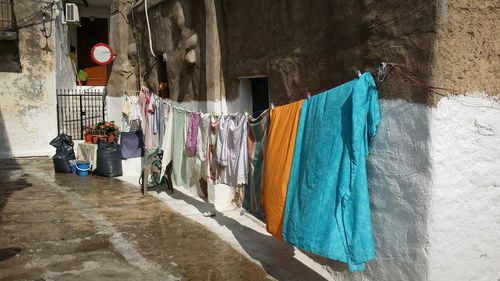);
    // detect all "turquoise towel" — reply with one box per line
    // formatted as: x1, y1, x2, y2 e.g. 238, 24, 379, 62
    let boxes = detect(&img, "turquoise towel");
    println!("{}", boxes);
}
282, 73, 380, 272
